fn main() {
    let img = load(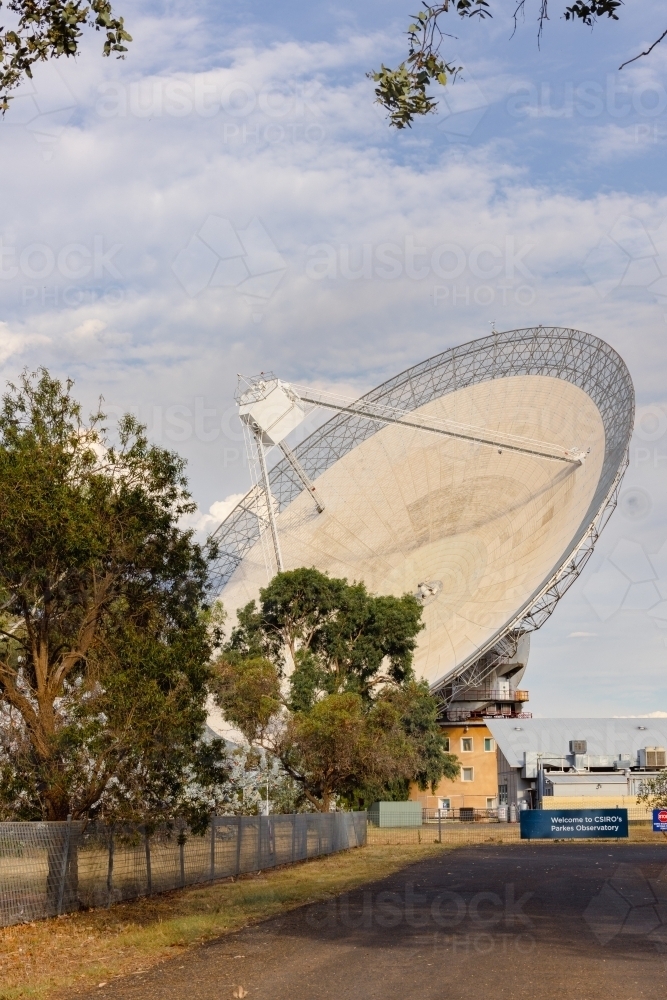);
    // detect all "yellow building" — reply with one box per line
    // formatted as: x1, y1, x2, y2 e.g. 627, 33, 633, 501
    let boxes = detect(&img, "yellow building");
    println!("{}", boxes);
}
410, 719, 499, 812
